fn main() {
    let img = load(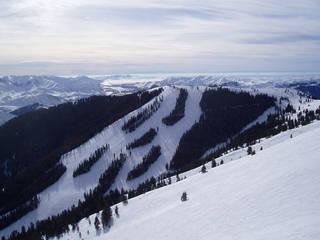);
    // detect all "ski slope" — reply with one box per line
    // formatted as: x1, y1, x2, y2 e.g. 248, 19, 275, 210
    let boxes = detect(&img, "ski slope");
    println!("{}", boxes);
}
0, 86, 203, 237
1, 84, 319, 238
53, 120, 320, 240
